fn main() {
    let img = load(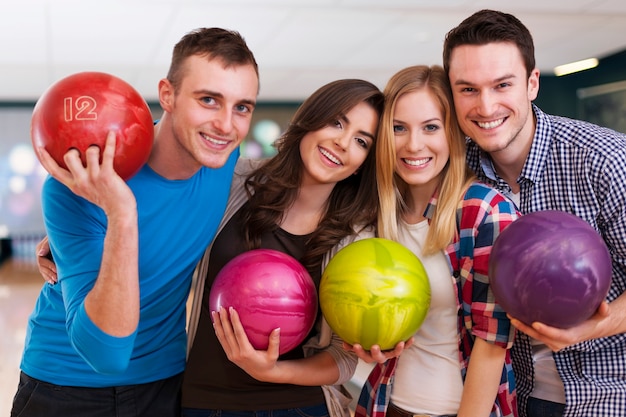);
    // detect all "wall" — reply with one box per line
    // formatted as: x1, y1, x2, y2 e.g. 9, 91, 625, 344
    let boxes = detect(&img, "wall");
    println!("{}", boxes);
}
2, 47, 626, 240
535, 48, 626, 128
0, 101, 299, 249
